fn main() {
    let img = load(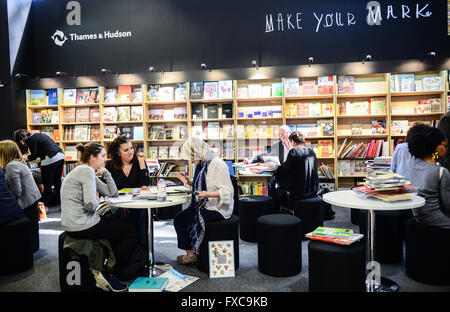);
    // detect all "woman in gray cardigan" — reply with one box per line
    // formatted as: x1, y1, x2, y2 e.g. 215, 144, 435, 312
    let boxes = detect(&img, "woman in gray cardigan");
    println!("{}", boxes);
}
0, 140, 41, 219
408, 125, 450, 229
